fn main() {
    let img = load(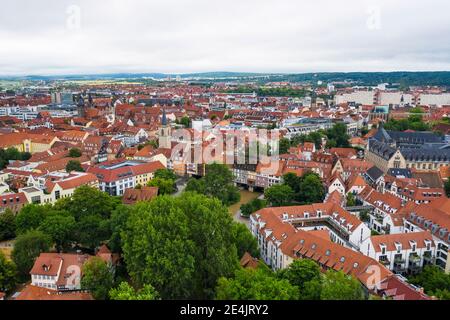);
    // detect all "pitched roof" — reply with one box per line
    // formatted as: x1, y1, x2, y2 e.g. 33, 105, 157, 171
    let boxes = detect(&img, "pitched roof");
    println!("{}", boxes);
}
14, 285, 94, 301
369, 231, 435, 253
239, 252, 259, 269
122, 186, 159, 205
